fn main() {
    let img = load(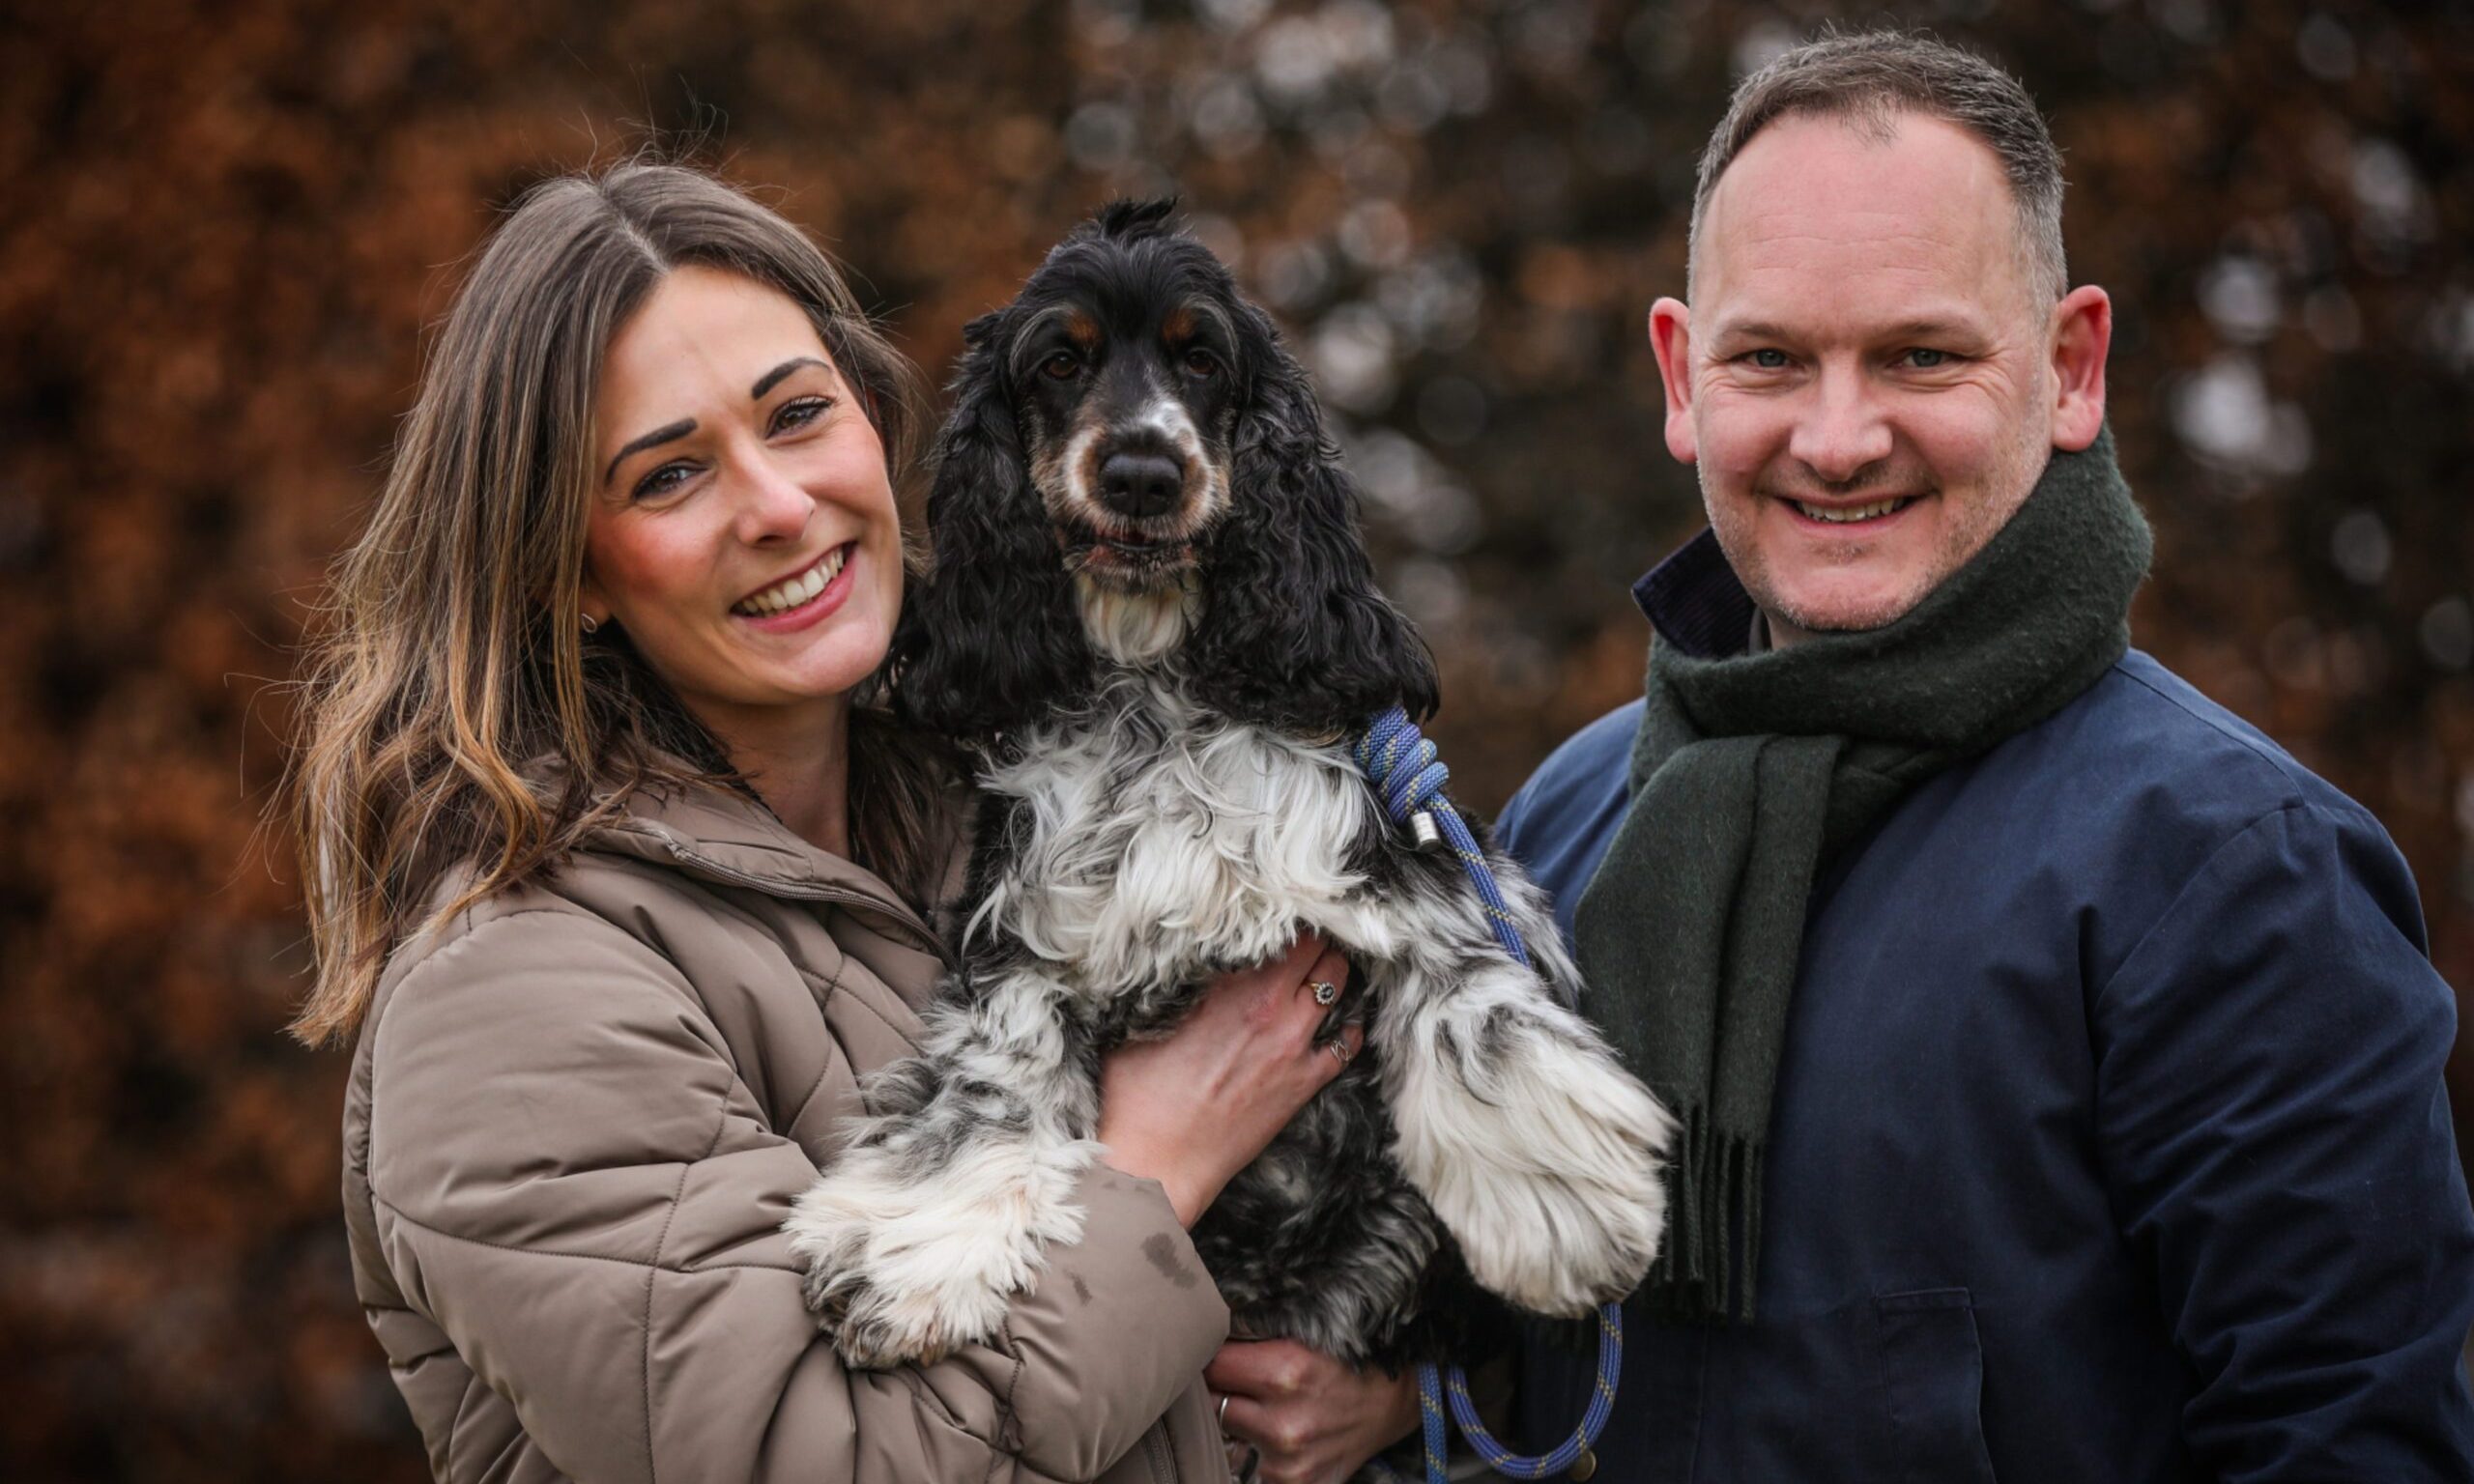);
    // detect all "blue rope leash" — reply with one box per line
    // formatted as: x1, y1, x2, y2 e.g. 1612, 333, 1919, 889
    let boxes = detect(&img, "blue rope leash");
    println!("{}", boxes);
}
1352, 705, 1621, 1484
